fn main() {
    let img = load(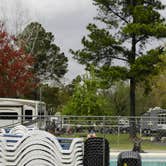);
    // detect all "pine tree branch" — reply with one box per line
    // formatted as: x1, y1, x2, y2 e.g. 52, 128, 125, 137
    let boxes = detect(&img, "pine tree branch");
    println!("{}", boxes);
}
136, 35, 147, 44
107, 6, 129, 24
109, 55, 128, 62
